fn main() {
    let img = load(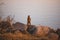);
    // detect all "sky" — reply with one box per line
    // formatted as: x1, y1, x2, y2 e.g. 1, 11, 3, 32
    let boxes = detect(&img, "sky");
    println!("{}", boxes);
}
0, 0, 60, 29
